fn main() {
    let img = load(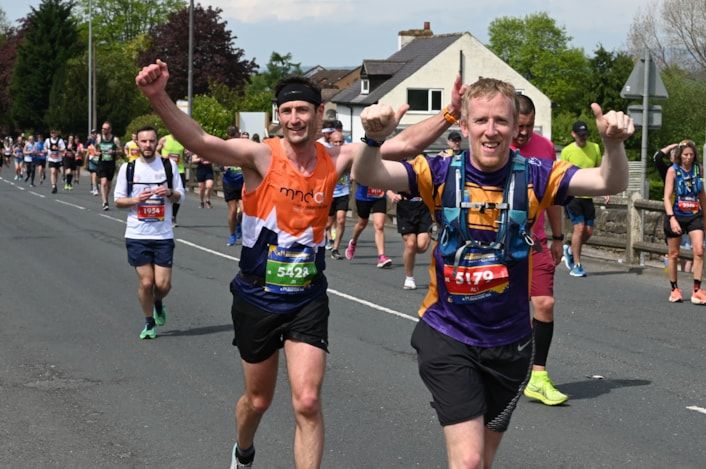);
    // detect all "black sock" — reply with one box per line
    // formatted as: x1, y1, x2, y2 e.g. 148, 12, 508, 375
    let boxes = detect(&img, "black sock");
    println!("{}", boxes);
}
236, 444, 255, 464
694, 279, 701, 292
532, 318, 553, 368
67, 174, 73, 185
145, 317, 156, 329
670, 281, 679, 290
154, 300, 163, 314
